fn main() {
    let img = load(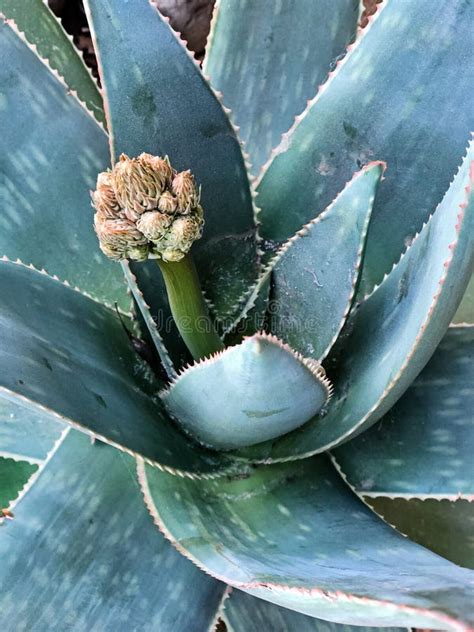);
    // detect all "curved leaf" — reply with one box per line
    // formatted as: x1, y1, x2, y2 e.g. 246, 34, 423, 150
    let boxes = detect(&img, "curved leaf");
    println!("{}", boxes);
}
257, 0, 474, 294
269, 162, 383, 360
162, 333, 332, 450
0, 399, 63, 463
332, 326, 474, 570
140, 455, 474, 629
0, 0, 105, 124
0, 430, 226, 629
222, 589, 408, 632
204, 0, 359, 172
235, 140, 474, 462
0, 18, 128, 310
332, 327, 474, 498
0, 260, 235, 477
84, 0, 259, 321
